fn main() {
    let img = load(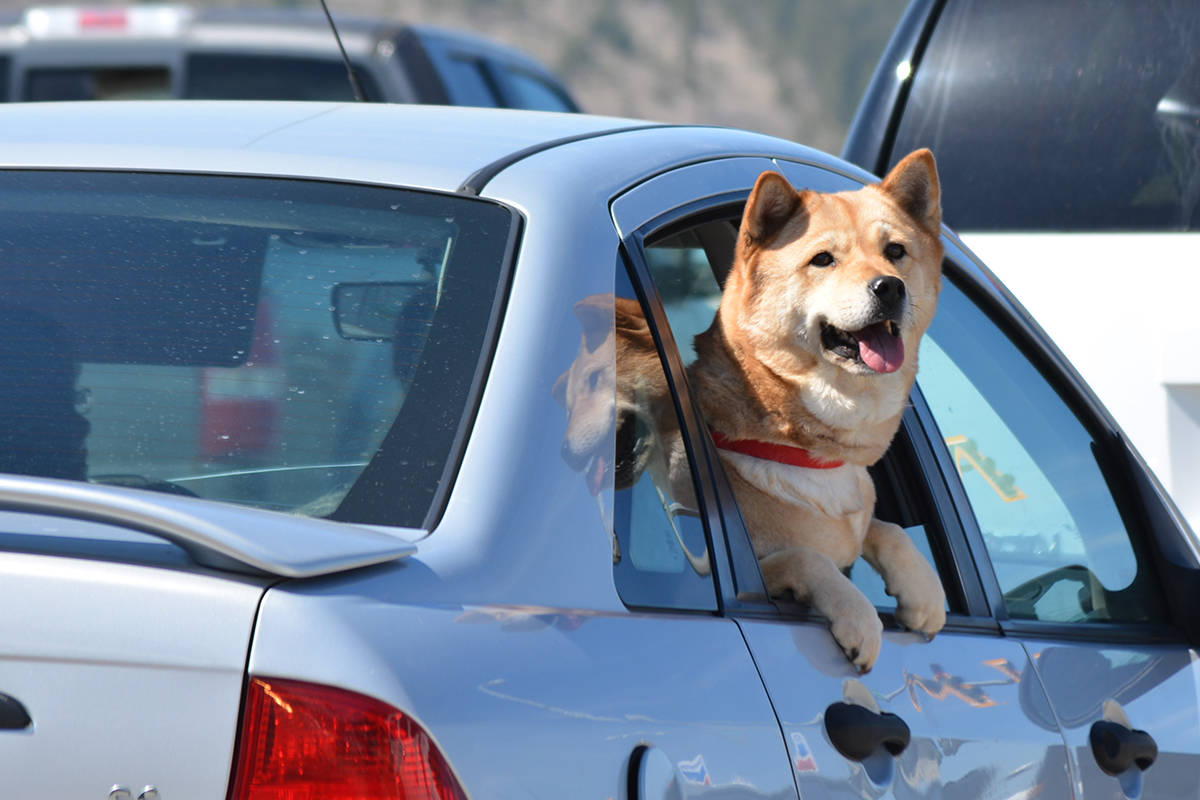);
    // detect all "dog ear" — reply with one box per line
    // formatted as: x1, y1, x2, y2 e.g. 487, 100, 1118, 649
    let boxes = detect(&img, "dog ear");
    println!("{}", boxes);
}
742, 171, 803, 246
574, 293, 615, 353
613, 296, 650, 338
880, 149, 941, 233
